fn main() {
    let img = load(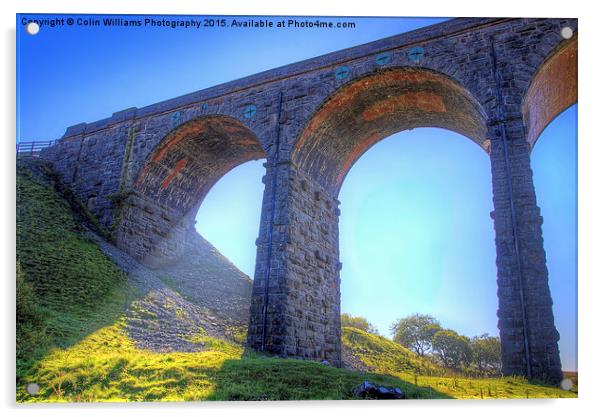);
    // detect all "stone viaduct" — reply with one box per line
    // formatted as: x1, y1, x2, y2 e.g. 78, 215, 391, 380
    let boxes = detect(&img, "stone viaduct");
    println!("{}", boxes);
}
39, 17, 577, 383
